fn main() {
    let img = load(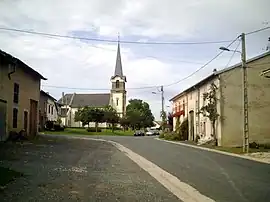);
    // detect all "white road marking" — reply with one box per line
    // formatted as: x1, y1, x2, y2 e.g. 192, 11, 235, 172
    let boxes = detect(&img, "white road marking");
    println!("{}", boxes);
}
46, 135, 215, 202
